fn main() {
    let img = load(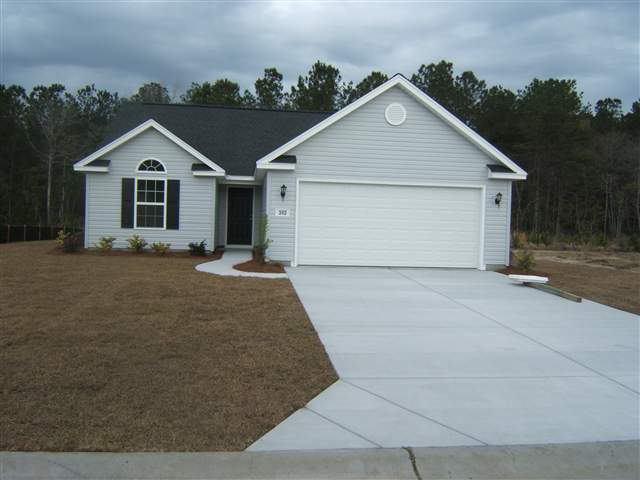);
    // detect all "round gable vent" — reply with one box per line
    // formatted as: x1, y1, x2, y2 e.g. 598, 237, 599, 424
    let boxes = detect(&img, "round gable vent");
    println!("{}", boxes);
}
385, 103, 406, 126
